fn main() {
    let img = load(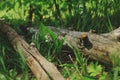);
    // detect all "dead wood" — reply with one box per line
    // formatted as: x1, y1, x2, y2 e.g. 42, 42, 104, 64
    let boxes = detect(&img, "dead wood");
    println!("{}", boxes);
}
46, 26, 120, 65
0, 22, 65, 80
24, 26, 120, 65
